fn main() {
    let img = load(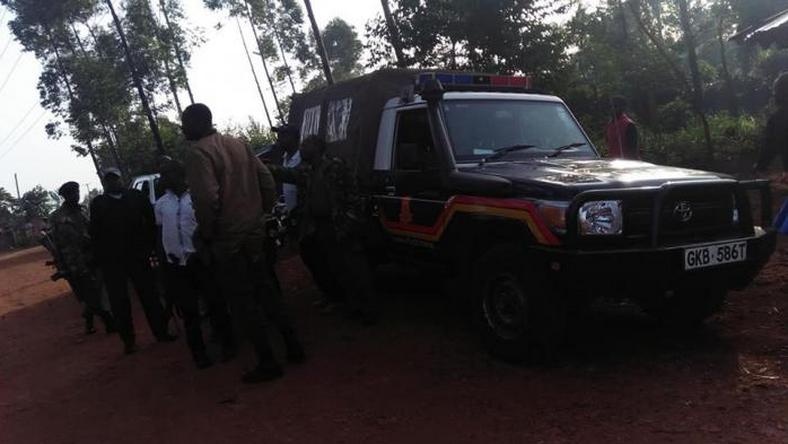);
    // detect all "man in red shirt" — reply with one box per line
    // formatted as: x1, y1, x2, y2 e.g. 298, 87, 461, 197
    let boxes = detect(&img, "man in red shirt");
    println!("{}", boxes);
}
605, 96, 640, 160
